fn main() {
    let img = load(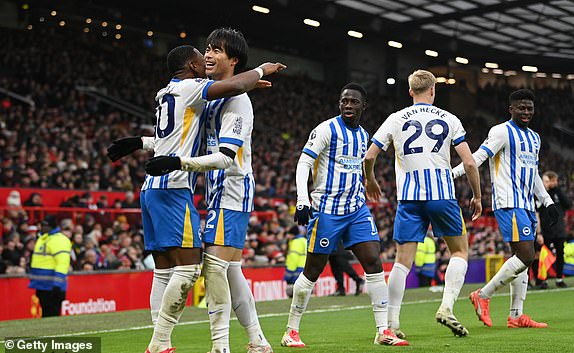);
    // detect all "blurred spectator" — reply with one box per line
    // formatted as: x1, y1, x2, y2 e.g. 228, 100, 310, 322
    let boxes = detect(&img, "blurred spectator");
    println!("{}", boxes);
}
121, 191, 139, 208
23, 193, 43, 207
